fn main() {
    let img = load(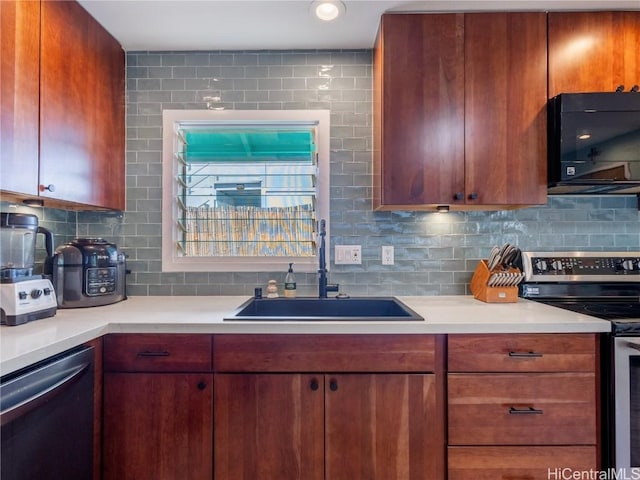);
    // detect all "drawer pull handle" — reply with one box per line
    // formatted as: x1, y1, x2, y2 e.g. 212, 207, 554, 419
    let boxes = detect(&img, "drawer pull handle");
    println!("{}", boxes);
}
137, 351, 170, 357
509, 406, 543, 415
508, 351, 542, 358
